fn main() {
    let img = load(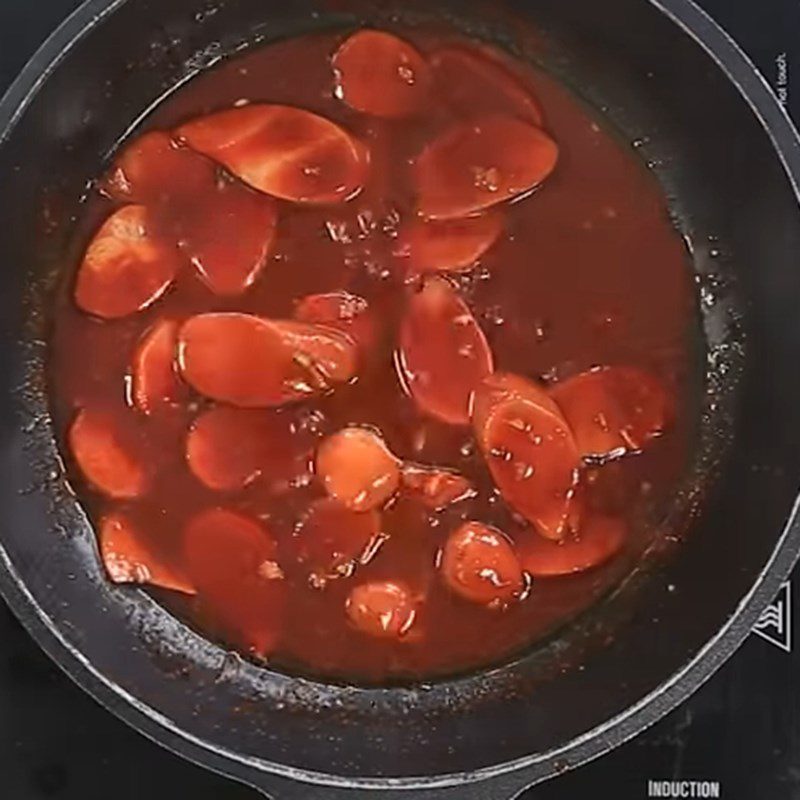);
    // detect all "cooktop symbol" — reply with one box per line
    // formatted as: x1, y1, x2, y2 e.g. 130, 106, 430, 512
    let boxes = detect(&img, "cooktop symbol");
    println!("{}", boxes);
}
752, 581, 791, 652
